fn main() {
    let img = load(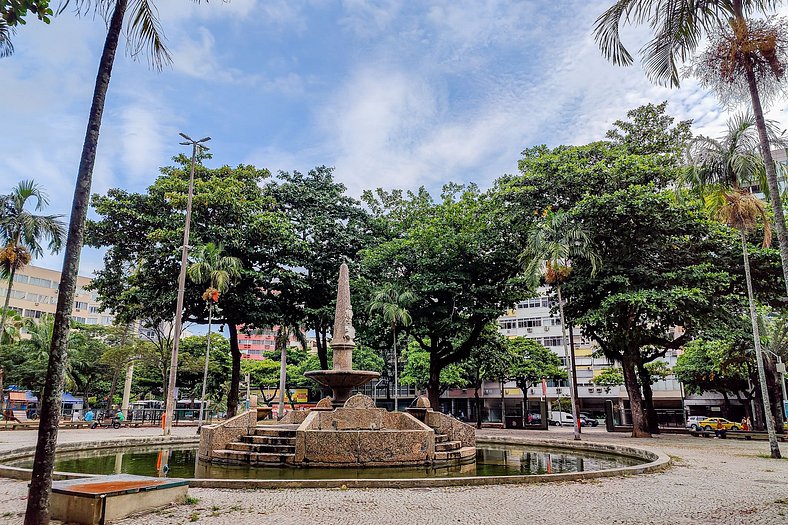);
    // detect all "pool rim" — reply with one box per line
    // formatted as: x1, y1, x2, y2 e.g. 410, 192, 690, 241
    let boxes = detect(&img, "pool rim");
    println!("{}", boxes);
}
0, 434, 670, 488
